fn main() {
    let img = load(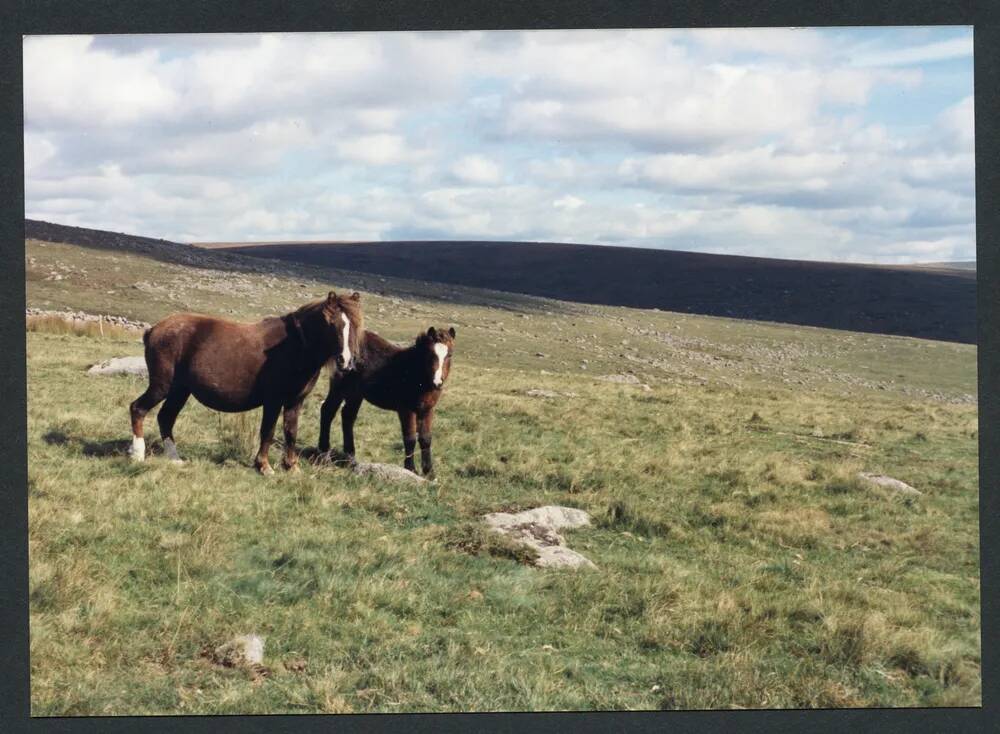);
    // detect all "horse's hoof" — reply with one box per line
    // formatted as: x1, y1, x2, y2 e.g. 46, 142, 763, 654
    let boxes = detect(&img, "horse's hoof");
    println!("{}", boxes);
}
163, 438, 183, 464
257, 464, 275, 476
169, 458, 185, 466
129, 436, 146, 462
284, 463, 301, 474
